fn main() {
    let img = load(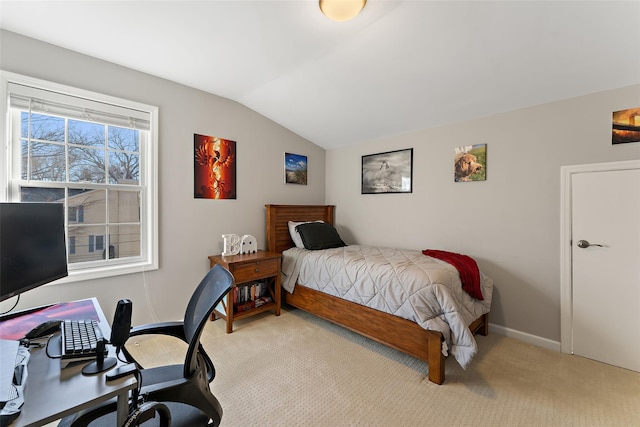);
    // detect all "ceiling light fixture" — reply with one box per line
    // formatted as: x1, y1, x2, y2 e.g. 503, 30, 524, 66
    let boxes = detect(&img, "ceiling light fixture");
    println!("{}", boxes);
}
319, 0, 367, 22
